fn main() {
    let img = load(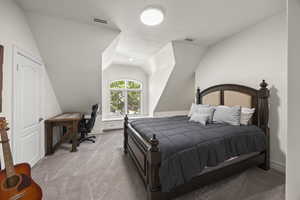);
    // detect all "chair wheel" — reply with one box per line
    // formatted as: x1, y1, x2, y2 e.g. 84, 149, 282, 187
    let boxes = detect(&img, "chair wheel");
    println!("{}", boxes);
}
92, 141, 95, 143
